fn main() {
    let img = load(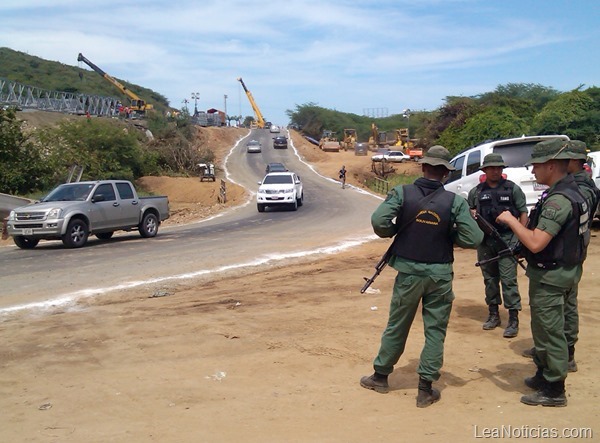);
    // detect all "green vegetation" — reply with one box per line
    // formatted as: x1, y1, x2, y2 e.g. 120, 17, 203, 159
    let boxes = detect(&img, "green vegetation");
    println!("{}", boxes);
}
0, 47, 170, 114
287, 83, 600, 156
